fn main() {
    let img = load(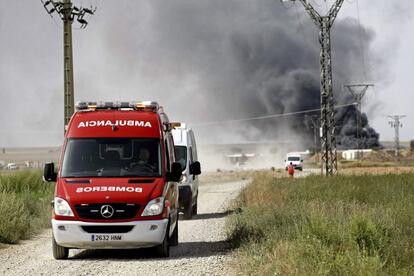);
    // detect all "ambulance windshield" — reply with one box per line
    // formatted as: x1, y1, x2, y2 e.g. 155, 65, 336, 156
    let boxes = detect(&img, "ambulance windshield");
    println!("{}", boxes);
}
61, 138, 161, 177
